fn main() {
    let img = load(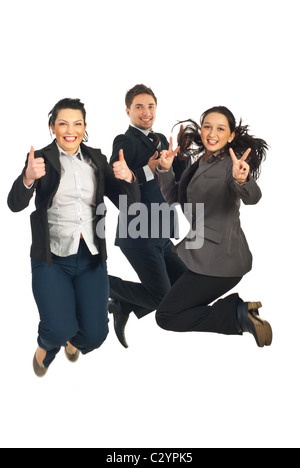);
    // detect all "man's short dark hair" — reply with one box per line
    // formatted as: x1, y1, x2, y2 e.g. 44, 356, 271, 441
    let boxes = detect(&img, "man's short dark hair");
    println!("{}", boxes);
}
125, 84, 157, 109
